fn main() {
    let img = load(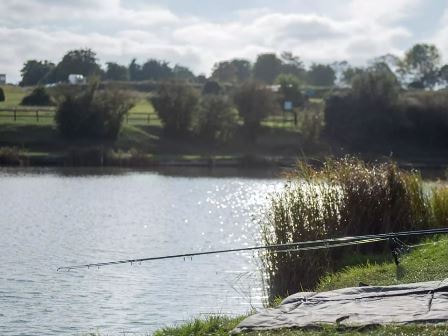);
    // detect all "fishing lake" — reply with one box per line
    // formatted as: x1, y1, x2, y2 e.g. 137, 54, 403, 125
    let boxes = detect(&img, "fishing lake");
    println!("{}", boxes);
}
0, 167, 282, 335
